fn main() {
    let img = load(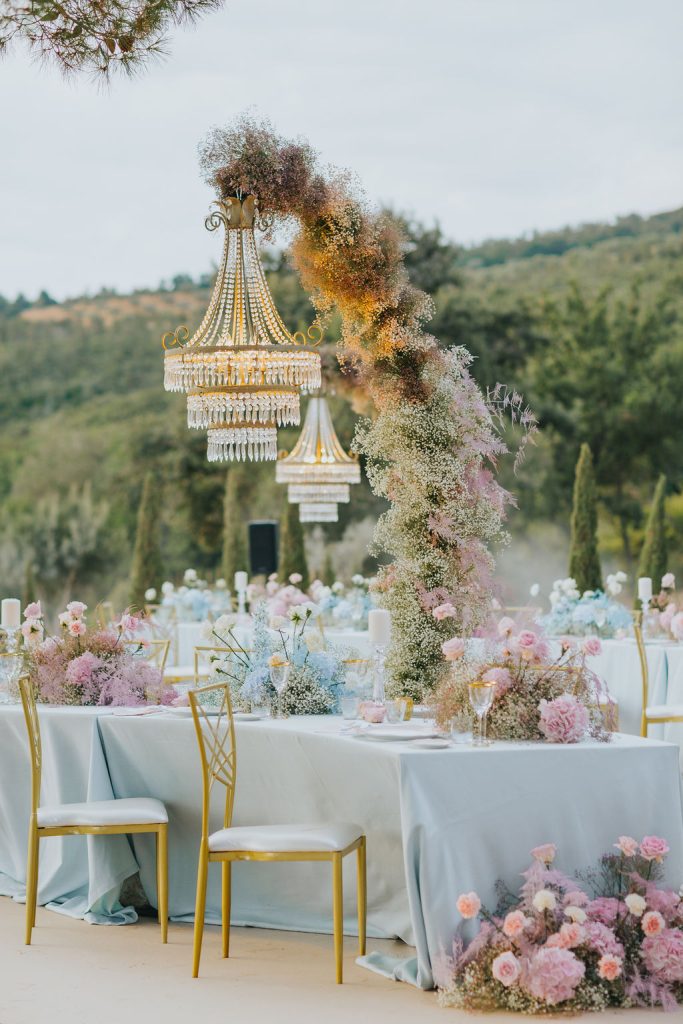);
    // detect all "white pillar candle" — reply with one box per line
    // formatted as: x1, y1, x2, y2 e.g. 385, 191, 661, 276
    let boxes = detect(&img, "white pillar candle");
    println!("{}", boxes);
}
234, 571, 248, 593
368, 608, 391, 646
638, 577, 653, 602
1, 598, 21, 631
